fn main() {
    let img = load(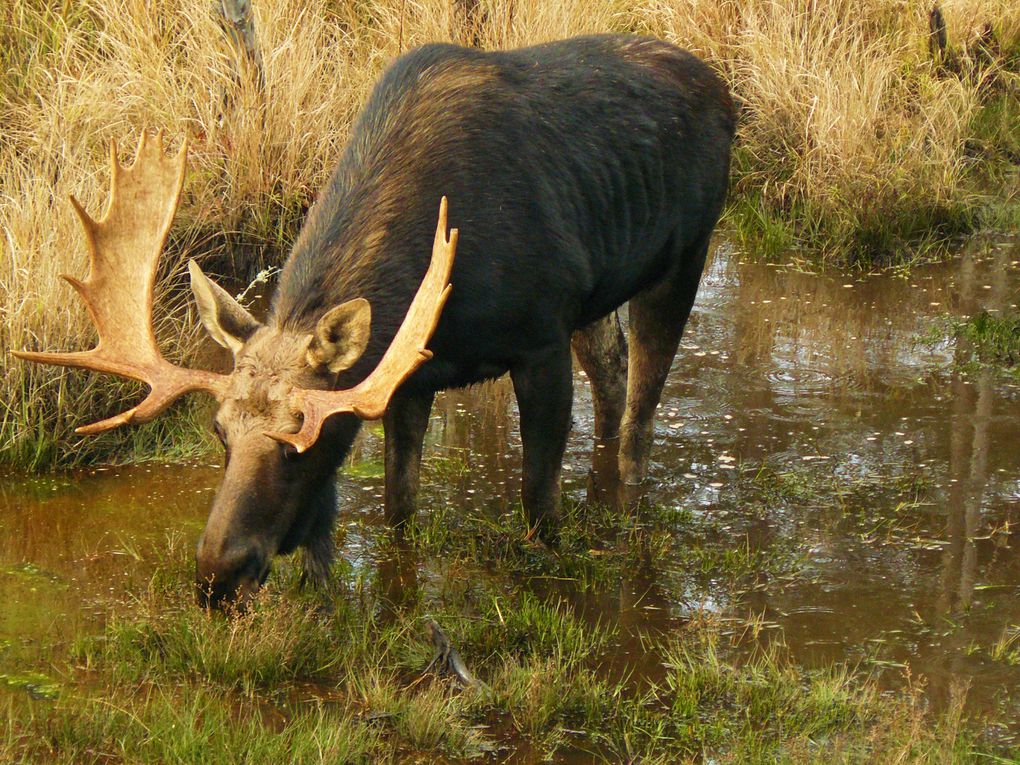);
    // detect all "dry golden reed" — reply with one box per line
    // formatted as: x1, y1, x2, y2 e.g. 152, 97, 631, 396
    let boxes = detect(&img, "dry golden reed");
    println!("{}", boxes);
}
1, 0, 1016, 466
